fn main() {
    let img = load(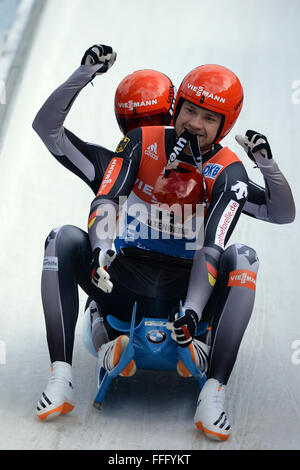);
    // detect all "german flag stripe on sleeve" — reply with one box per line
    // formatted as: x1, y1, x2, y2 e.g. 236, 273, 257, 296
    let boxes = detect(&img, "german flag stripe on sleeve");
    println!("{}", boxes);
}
88, 208, 100, 229
206, 262, 218, 287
